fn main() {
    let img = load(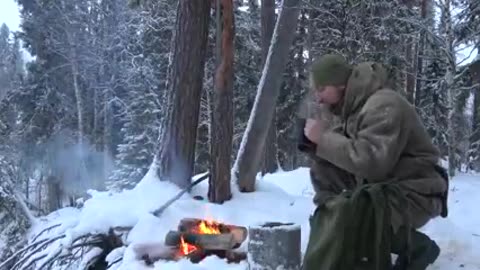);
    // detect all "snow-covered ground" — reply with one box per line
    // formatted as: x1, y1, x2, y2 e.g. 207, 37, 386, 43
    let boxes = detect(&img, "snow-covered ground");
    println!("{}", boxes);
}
28, 166, 480, 269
